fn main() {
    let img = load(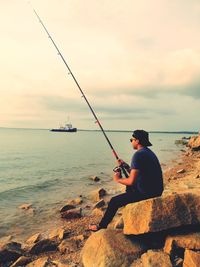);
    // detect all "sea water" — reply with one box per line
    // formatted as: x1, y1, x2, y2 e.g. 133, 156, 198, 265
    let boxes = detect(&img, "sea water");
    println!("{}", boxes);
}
0, 128, 191, 239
